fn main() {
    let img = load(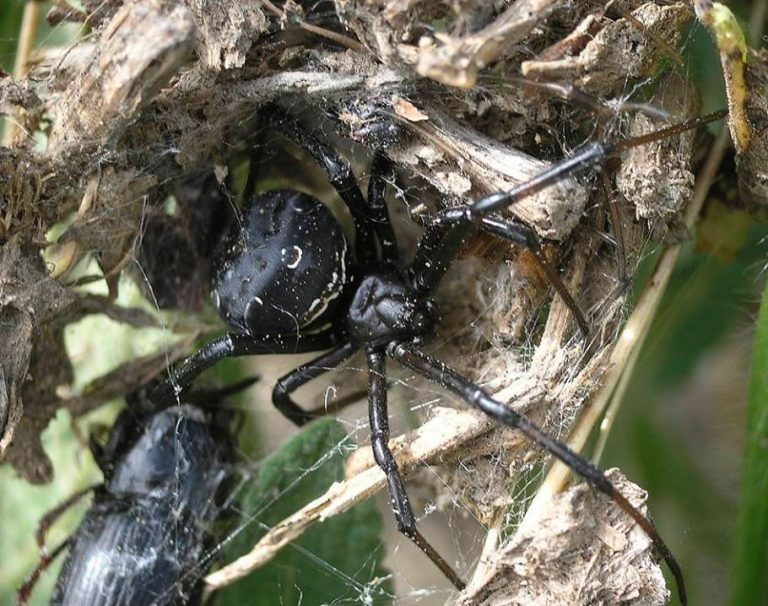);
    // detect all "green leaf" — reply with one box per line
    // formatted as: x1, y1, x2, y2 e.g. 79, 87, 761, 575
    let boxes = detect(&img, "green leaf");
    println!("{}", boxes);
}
216, 418, 394, 606
730, 278, 768, 605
